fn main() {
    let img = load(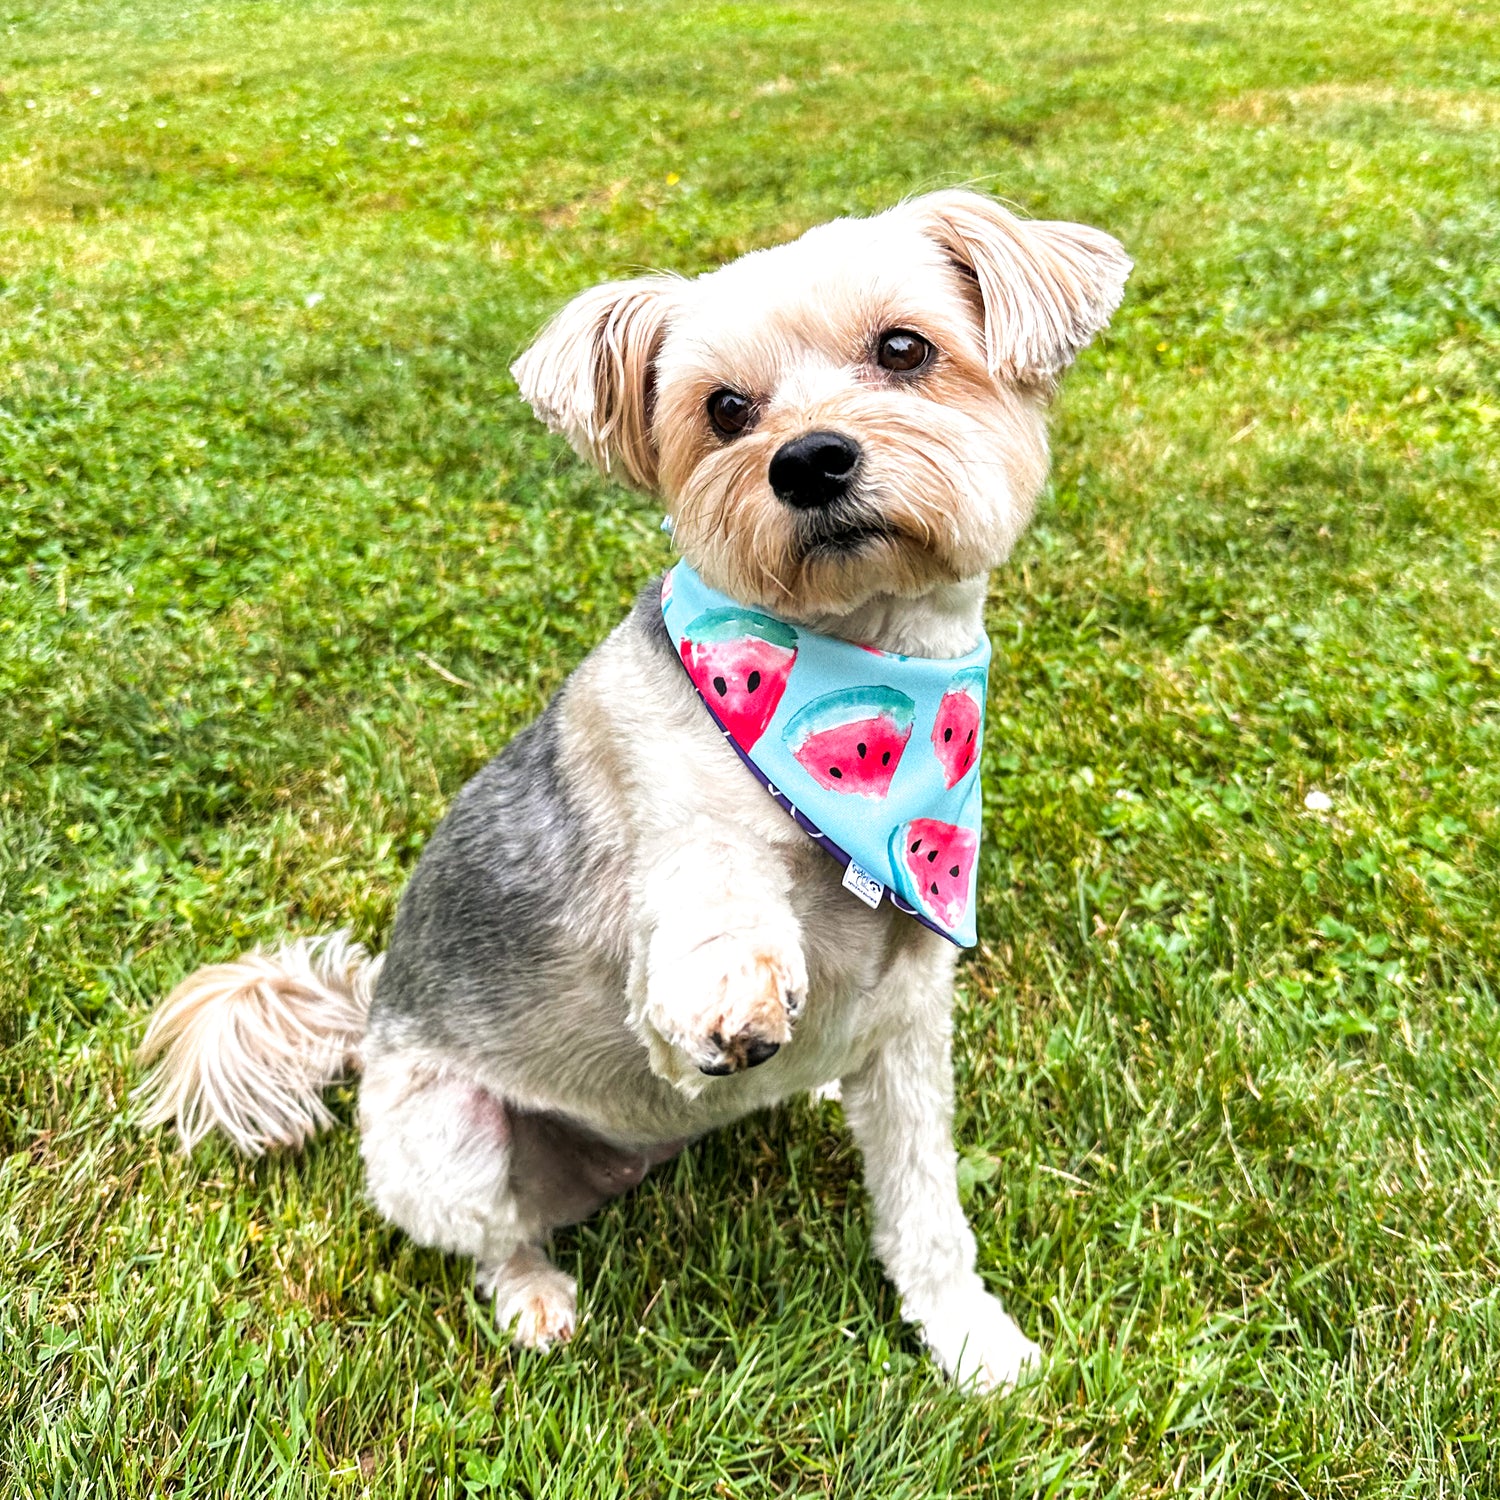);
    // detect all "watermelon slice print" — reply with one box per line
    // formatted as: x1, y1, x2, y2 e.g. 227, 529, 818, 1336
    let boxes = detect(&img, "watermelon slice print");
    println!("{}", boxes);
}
679, 607, 798, 750
931, 665, 985, 788
888, 818, 978, 932
783, 686, 915, 798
